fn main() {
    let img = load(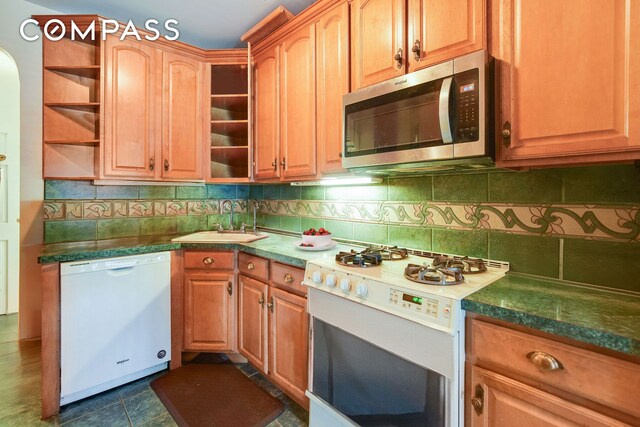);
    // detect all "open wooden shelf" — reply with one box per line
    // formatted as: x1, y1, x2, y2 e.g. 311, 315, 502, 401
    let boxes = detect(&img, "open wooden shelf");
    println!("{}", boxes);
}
44, 65, 100, 78
45, 102, 100, 108
44, 139, 100, 146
